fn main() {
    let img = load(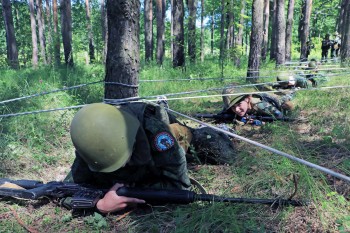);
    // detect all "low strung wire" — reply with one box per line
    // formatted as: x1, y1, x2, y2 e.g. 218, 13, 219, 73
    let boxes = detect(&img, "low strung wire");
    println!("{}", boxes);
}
2, 83, 350, 118
166, 106, 350, 183
2, 69, 350, 105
